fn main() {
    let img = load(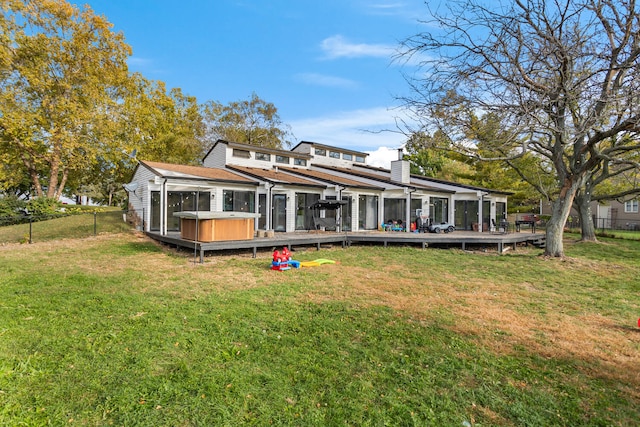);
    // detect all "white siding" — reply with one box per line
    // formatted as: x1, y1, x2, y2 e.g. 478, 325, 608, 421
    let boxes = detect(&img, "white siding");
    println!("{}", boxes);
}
202, 143, 228, 168
127, 165, 157, 231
